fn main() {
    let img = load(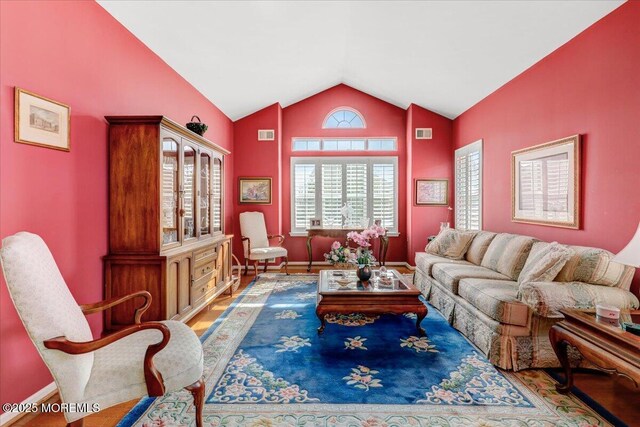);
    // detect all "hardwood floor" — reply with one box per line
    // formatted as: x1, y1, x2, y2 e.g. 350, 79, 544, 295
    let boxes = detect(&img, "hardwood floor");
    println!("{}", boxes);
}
10, 266, 639, 426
